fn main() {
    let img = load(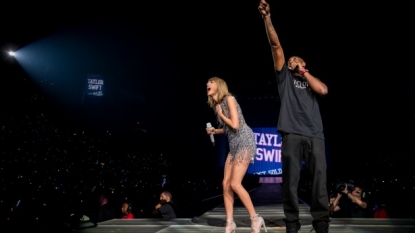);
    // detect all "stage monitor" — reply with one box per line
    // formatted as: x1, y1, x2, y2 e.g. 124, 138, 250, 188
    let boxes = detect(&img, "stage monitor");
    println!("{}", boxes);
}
247, 127, 282, 176
85, 74, 105, 97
